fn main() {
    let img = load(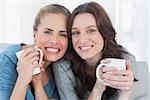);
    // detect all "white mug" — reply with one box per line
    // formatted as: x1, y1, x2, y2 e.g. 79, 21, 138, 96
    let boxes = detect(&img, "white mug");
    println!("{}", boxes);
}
16, 48, 43, 75
96, 58, 126, 81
